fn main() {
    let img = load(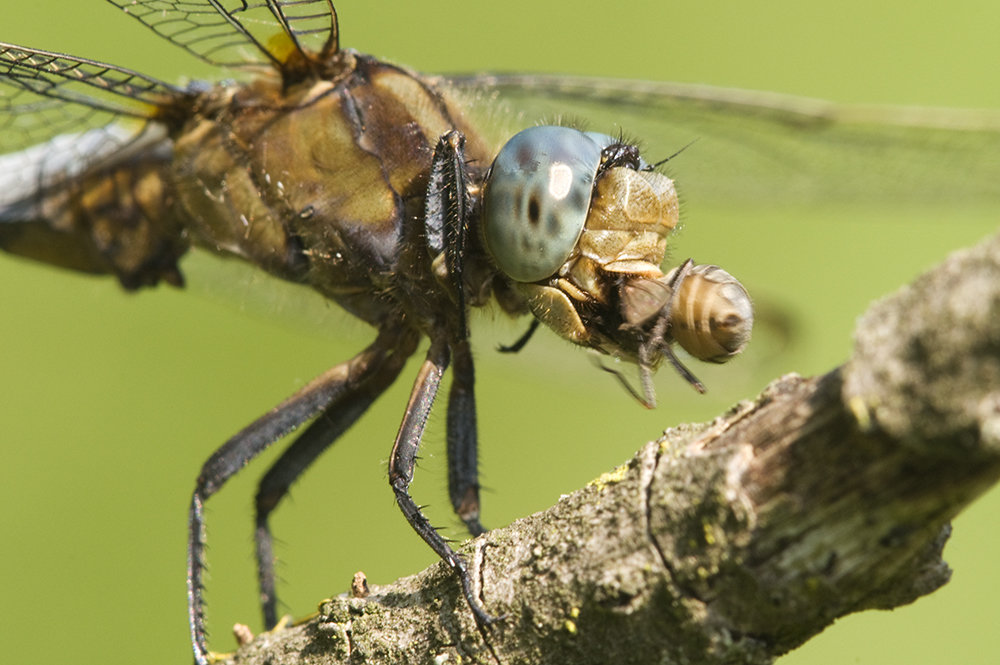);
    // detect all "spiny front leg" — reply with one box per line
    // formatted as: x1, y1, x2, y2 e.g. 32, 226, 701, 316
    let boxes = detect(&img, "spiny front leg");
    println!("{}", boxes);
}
426, 130, 485, 536
447, 337, 485, 535
387, 336, 499, 630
